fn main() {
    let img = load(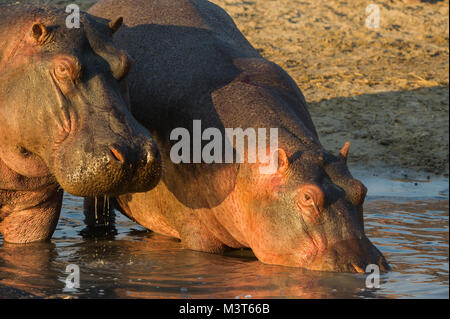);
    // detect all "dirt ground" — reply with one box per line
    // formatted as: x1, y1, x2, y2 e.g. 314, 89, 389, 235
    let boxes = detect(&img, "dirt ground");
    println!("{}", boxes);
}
3, 0, 449, 177
211, 0, 449, 177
